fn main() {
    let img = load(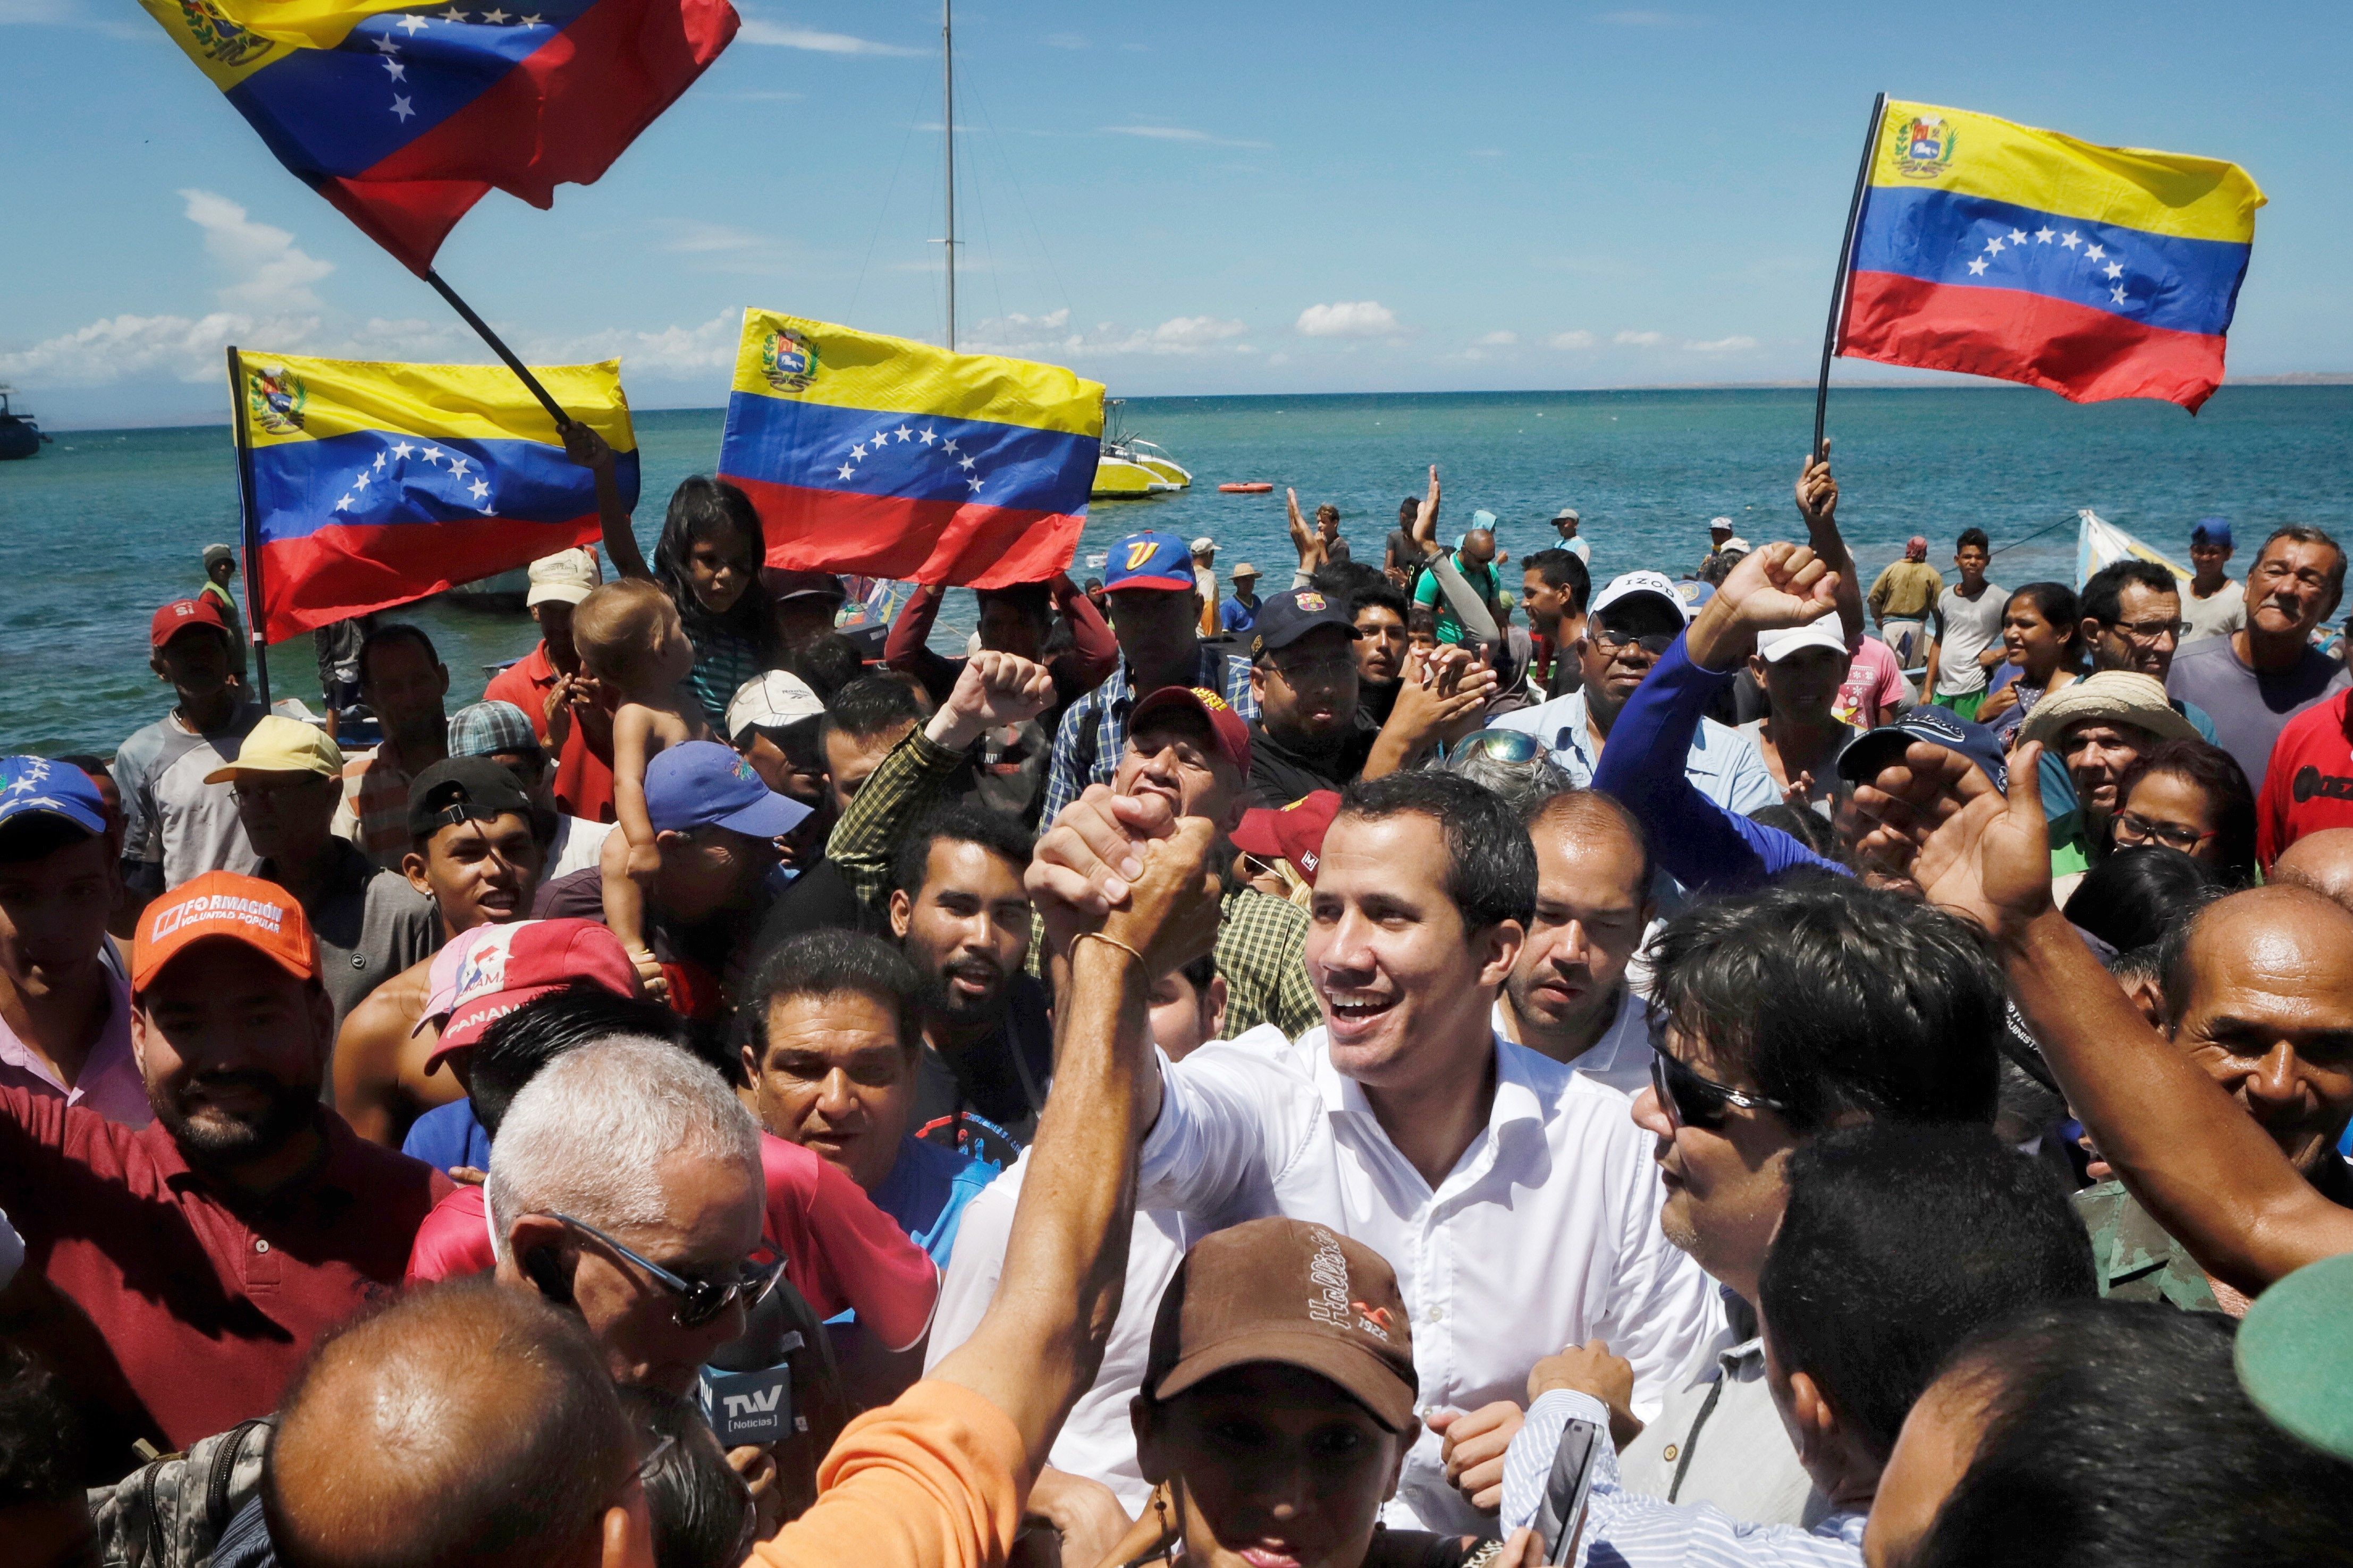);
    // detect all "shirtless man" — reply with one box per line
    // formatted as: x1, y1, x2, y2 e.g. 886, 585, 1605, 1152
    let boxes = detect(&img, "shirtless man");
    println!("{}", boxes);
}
333, 758, 544, 1146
